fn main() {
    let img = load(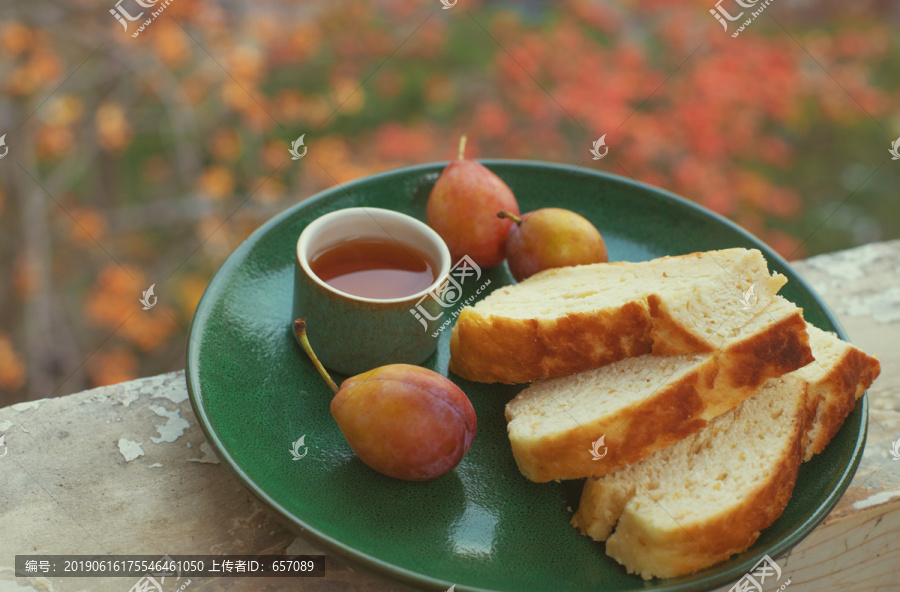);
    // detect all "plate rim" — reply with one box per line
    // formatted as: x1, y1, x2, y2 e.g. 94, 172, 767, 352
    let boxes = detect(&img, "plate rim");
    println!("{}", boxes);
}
185, 159, 867, 592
